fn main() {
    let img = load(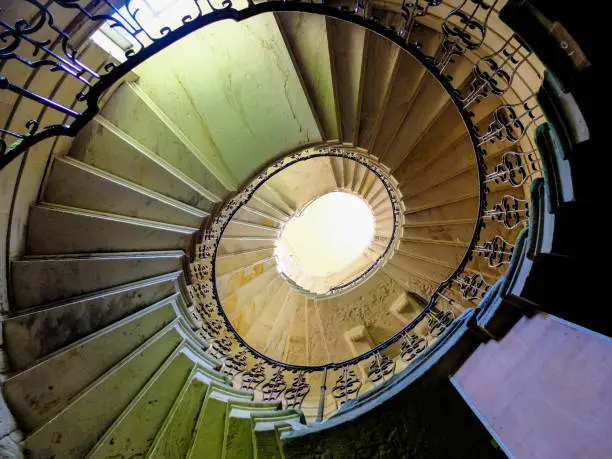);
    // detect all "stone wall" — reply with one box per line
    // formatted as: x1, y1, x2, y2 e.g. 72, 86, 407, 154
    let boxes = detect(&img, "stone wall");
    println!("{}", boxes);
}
283, 376, 504, 458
